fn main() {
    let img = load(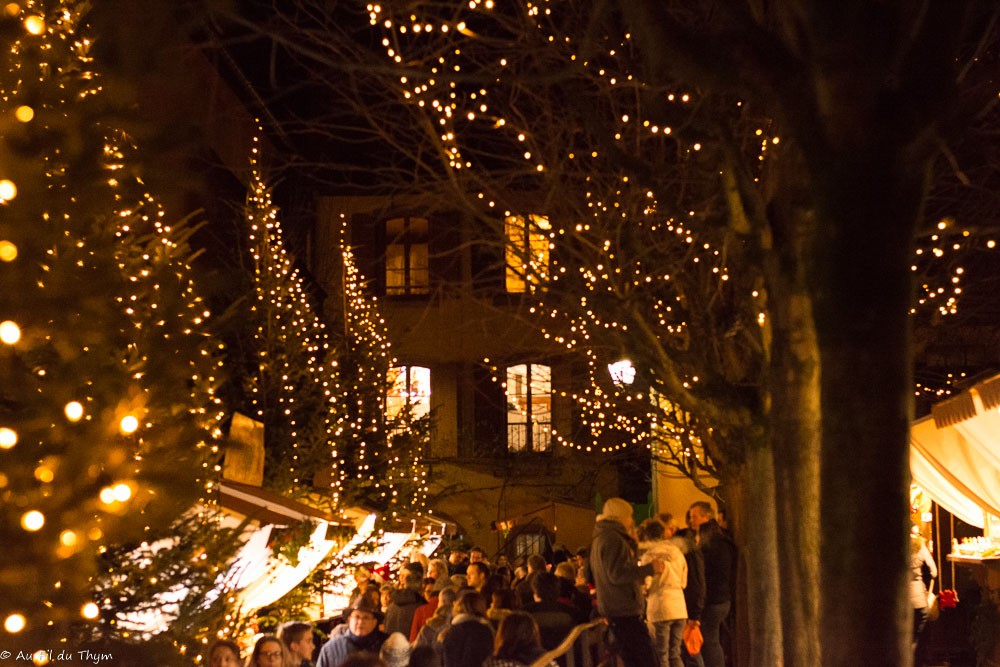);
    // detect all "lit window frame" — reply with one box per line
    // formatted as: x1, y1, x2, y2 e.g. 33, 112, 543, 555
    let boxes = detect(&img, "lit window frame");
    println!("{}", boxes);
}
385, 217, 430, 296
505, 214, 550, 293
505, 363, 552, 453
387, 365, 431, 426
